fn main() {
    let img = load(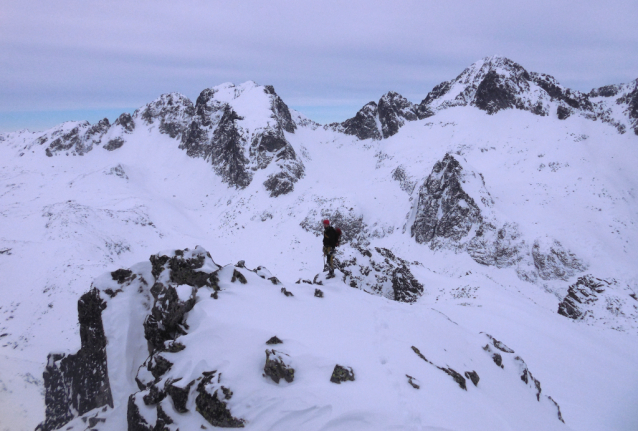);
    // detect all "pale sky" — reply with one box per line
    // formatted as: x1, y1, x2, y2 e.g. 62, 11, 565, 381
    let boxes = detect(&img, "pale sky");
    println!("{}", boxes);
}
1, 0, 637, 132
